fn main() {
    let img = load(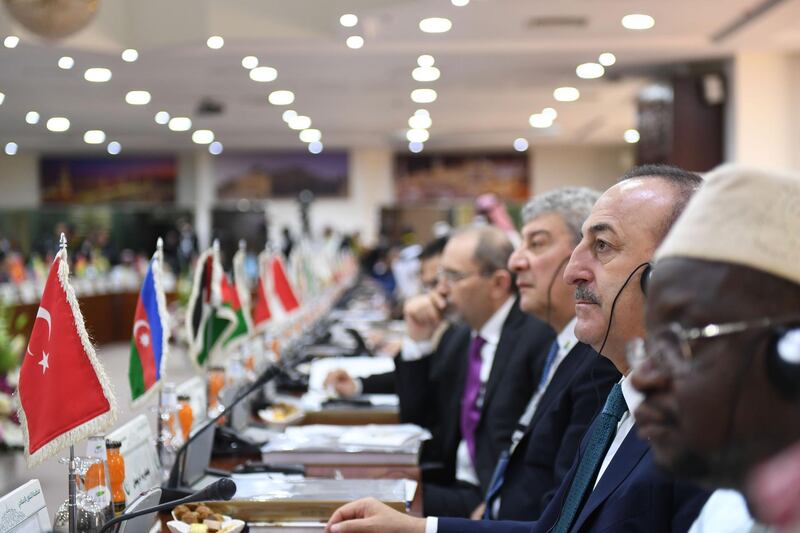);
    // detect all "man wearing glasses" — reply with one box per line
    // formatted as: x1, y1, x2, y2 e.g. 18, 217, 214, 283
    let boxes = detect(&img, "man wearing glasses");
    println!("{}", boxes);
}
630, 165, 800, 531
